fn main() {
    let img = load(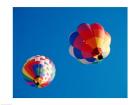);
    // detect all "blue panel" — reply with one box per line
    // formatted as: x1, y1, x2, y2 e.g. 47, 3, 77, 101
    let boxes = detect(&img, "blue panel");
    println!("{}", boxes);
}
86, 57, 96, 62
69, 32, 79, 45
73, 47, 83, 59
